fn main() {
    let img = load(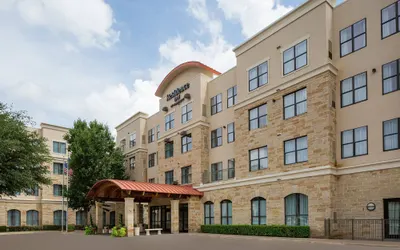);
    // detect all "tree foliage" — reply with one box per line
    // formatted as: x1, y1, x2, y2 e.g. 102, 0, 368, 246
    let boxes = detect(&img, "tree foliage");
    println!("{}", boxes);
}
64, 119, 126, 211
0, 102, 51, 196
